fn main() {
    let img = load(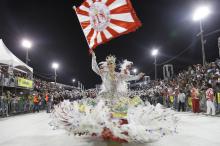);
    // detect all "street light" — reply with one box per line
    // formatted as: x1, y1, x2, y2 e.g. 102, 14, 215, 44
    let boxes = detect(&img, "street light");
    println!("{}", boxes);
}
133, 68, 137, 83
193, 5, 211, 66
133, 68, 138, 76
193, 6, 211, 21
72, 78, 76, 87
21, 39, 32, 65
218, 37, 220, 58
52, 62, 59, 85
151, 49, 159, 80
